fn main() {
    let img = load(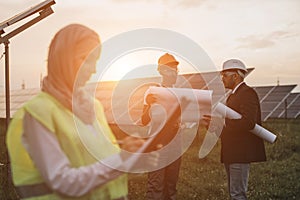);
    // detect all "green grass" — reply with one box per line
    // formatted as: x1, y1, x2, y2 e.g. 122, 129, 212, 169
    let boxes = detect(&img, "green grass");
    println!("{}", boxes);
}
1, 119, 299, 199
1, 119, 19, 200
127, 119, 300, 200
246, 120, 300, 200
